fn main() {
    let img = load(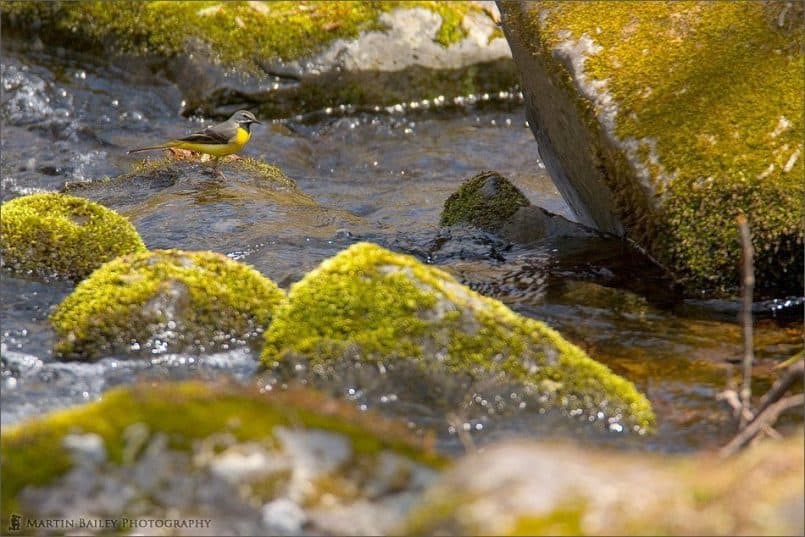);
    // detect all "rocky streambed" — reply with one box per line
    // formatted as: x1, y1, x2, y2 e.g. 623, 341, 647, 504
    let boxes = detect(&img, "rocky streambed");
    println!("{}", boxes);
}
1, 2, 802, 535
